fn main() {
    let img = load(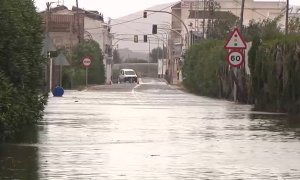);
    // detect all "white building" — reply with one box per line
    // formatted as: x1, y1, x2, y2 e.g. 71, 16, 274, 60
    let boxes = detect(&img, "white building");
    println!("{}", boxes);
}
171, 0, 287, 49
82, 10, 113, 84
290, 5, 300, 18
